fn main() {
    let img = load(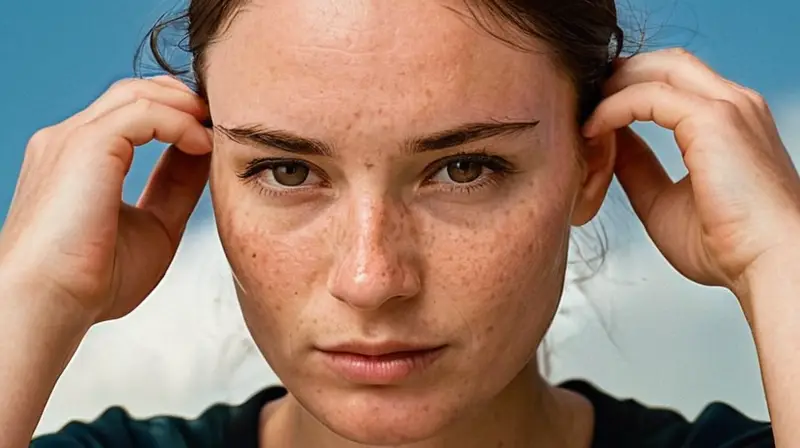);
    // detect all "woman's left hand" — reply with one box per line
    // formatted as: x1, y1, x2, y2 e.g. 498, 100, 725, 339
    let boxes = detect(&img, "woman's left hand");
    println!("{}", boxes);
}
582, 48, 800, 301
